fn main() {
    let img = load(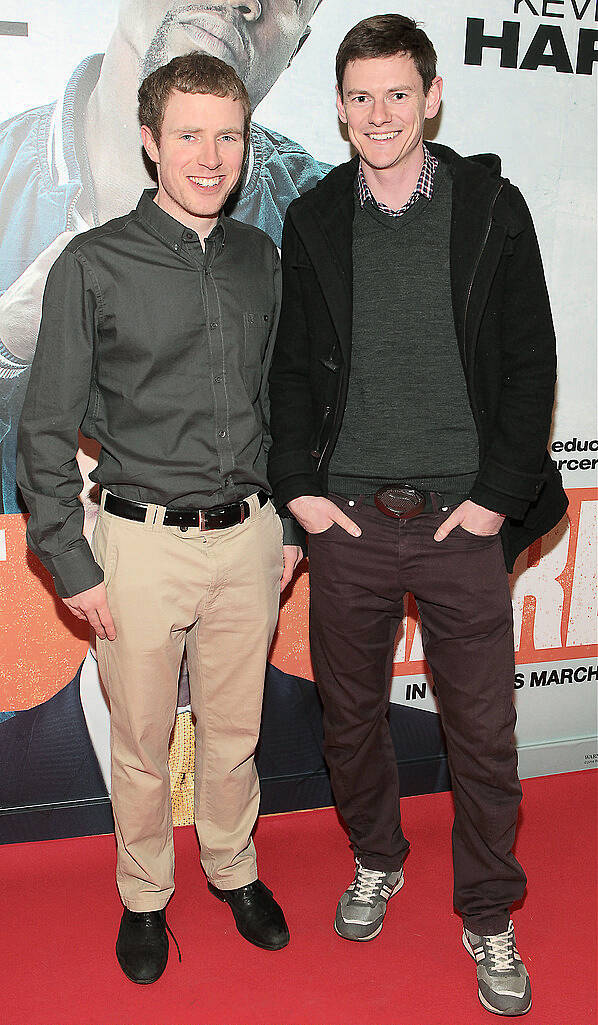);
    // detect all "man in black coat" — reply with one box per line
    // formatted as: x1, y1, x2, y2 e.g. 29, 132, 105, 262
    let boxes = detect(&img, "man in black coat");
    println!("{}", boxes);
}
268, 14, 567, 1018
